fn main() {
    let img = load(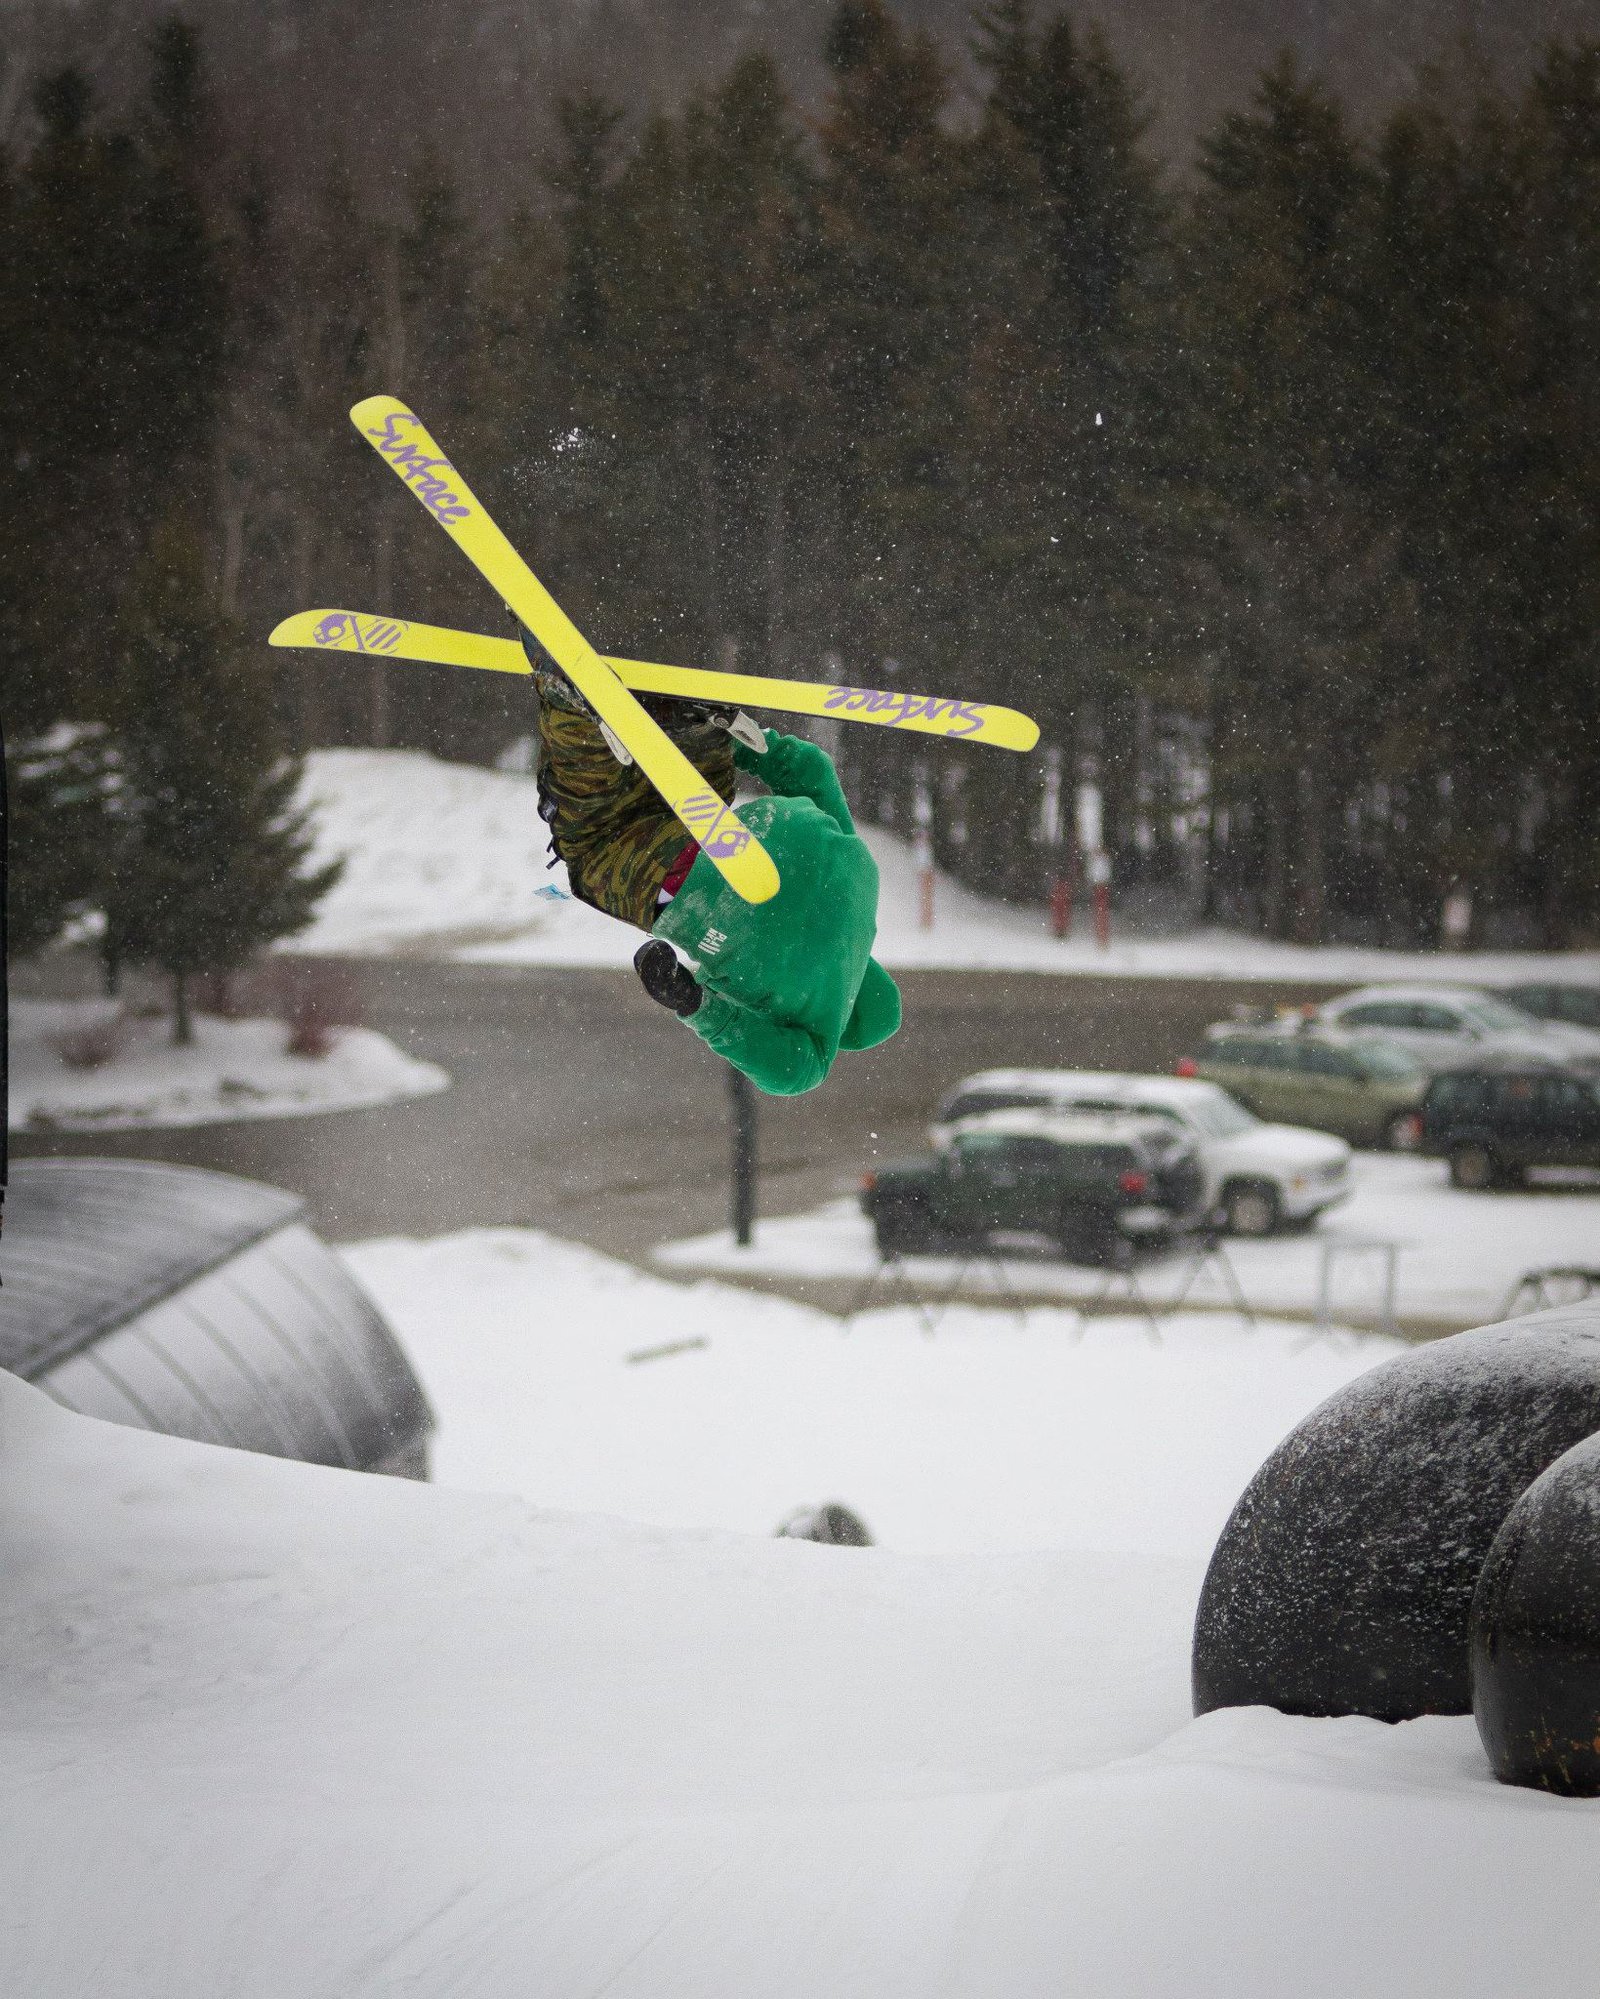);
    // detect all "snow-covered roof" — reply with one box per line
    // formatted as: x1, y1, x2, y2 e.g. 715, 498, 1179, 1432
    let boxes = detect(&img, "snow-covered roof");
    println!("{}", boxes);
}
946, 1106, 1183, 1146
0, 1159, 300, 1377
1326, 983, 1496, 1006
941, 1068, 1228, 1109
0, 1159, 432, 1476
